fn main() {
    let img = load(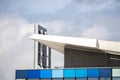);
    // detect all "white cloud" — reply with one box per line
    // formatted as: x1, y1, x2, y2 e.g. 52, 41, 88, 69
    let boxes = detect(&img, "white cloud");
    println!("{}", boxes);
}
1, 0, 72, 14
75, 0, 120, 13
0, 13, 65, 80
0, 13, 34, 80
0, 13, 33, 55
82, 25, 111, 40
39, 20, 71, 35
